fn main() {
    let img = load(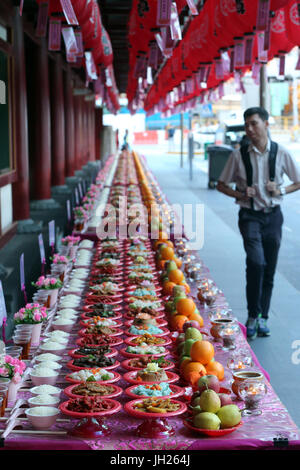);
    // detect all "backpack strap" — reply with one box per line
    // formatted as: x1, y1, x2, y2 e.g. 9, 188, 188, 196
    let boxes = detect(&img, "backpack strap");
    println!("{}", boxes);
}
240, 142, 278, 209
240, 145, 253, 209
269, 141, 278, 181
240, 145, 253, 187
